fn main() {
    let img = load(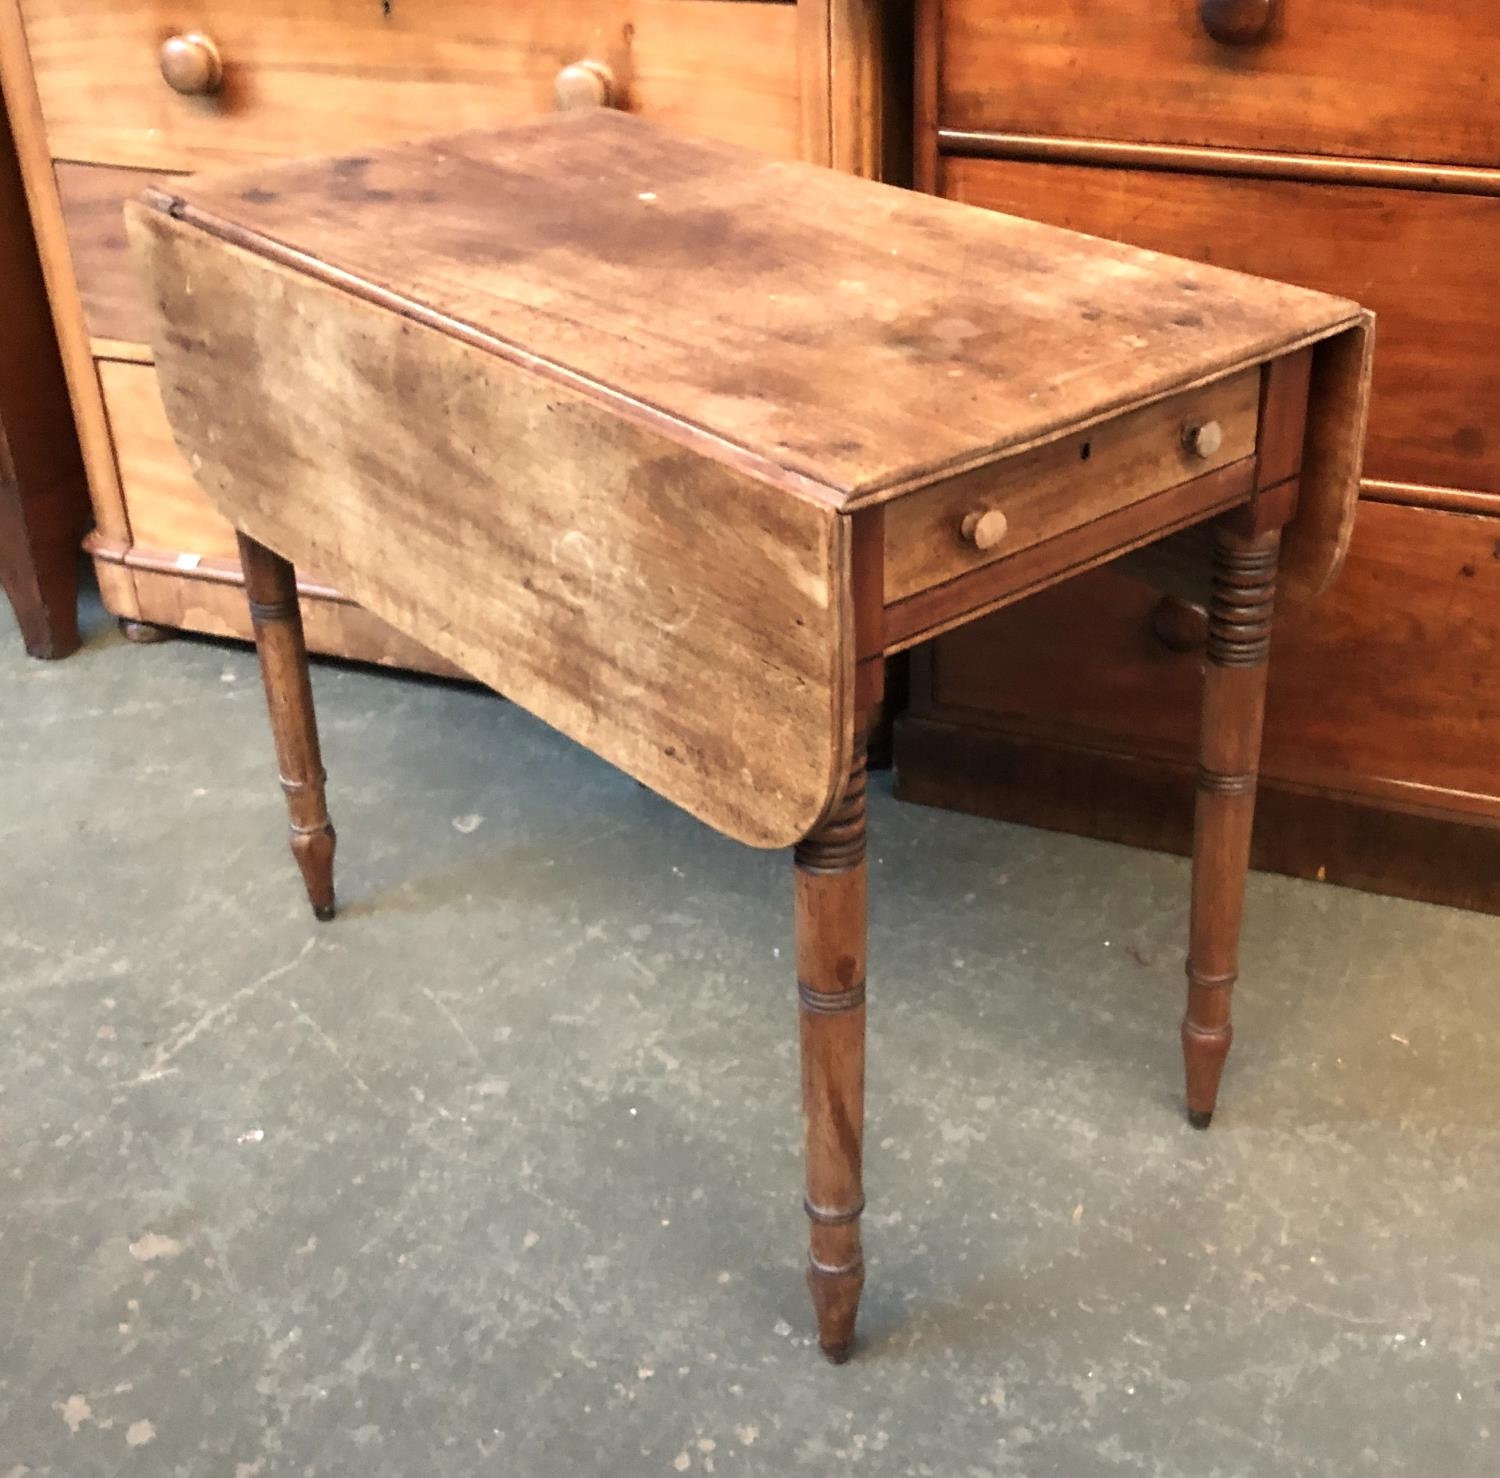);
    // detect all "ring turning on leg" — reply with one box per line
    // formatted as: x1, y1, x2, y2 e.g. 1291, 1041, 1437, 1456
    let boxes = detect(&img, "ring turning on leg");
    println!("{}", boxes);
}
794, 729, 869, 1361
1183, 522, 1281, 1127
